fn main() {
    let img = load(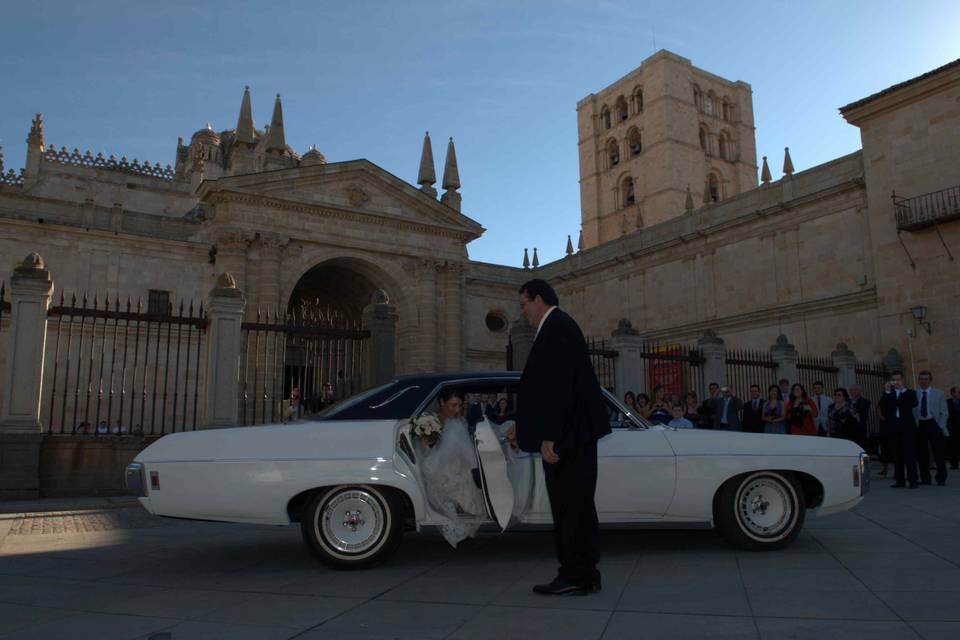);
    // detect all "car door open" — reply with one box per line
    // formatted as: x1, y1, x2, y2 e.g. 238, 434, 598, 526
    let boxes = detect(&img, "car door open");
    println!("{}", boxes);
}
474, 418, 534, 529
